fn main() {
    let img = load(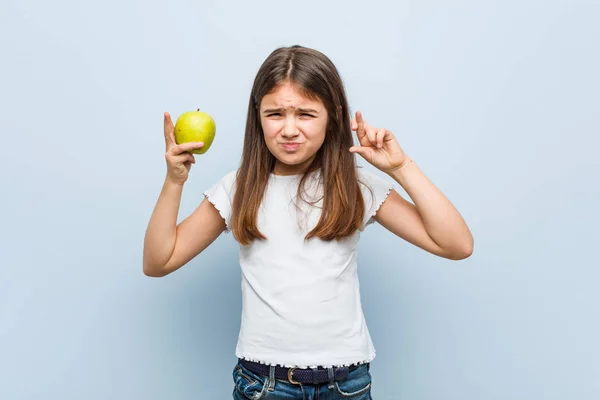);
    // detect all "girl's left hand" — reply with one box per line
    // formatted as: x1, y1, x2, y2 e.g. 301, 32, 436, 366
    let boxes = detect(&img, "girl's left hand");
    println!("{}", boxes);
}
349, 111, 409, 173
